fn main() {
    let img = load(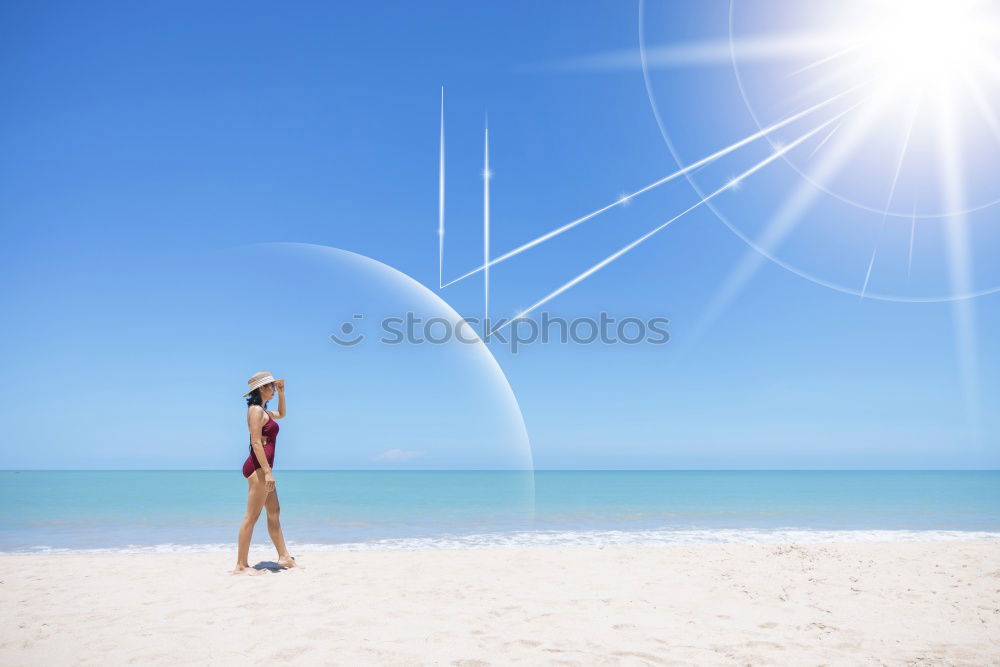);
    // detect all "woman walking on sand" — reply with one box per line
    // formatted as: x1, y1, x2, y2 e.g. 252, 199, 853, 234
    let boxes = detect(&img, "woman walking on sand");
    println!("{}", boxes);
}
234, 372, 302, 574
